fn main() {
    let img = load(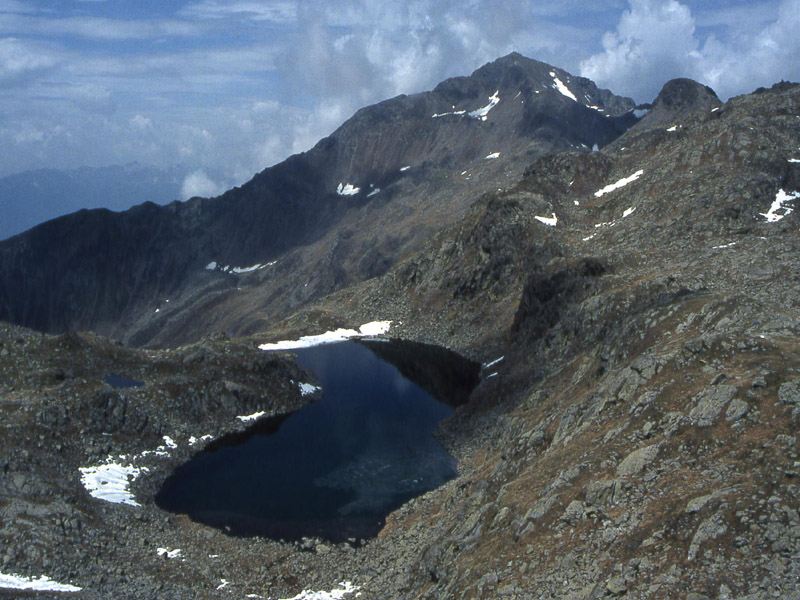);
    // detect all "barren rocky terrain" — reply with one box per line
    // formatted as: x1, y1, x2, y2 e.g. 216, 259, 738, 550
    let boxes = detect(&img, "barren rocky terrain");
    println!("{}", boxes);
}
1, 56, 799, 599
